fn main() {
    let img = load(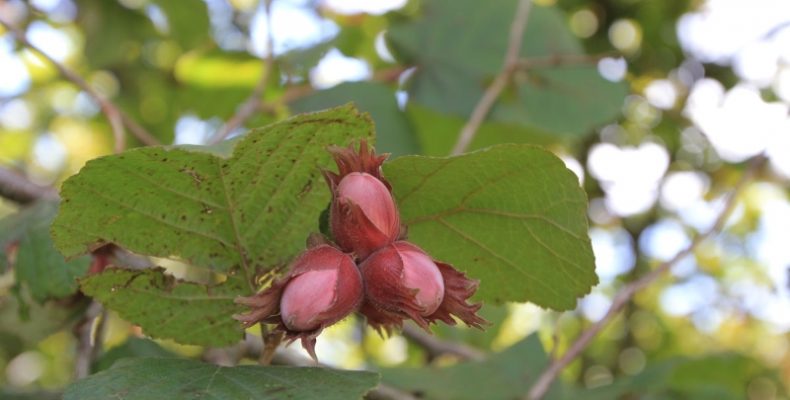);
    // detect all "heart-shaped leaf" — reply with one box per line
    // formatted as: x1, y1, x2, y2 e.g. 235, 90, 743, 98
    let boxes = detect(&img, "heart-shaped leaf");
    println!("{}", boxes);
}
53, 104, 373, 280
384, 144, 596, 309
53, 105, 373, 346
